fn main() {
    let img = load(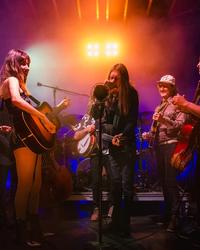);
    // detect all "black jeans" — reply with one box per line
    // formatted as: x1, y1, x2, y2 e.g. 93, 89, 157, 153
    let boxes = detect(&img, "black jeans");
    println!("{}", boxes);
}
155, 143, 179, 218
108, 147, 136, 231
